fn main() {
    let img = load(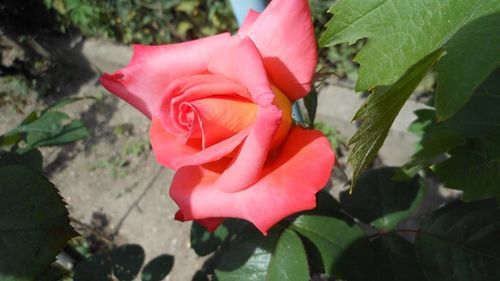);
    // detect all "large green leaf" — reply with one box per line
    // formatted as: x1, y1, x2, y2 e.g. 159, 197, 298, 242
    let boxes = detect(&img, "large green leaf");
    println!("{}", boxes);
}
434, 137, 500, 202
347, 50, 443, 186
320, 0, 500, 118
340, 167, 425, 231
415, 200, 500, 281
434, 13, 500, 120
371, 234, 426, 281
0, 165, 77, 281
214, 227, 309, 281
291, 214, 377, 280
